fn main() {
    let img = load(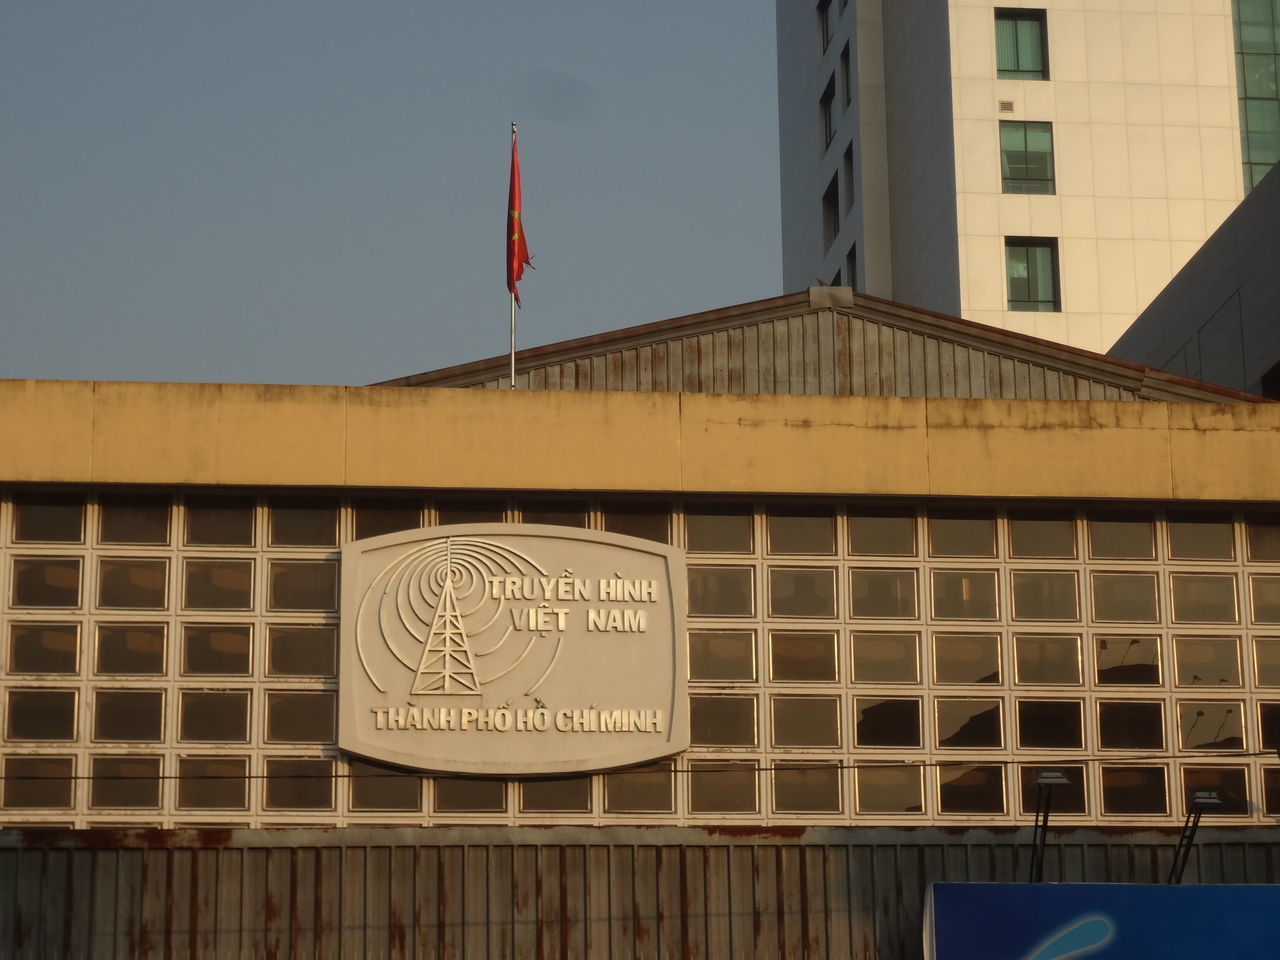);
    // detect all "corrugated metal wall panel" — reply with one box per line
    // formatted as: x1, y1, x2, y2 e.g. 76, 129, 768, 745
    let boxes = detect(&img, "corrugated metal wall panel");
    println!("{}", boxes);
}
3, 827, 1279, 959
